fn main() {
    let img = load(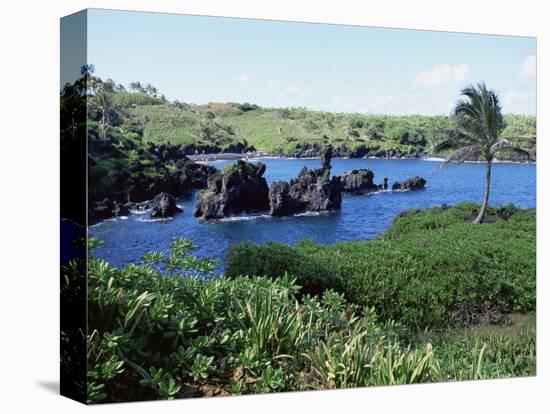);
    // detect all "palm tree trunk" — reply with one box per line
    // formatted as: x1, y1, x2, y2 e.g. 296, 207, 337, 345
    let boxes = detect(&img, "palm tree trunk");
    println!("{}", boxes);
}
101, 110, 106, 139
472, 159, 492, 224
